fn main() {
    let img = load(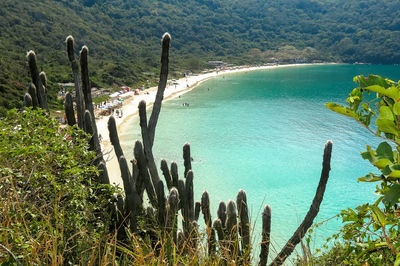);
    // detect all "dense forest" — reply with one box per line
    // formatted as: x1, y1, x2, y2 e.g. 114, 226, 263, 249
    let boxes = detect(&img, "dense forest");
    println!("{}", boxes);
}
1, 0, 400, 112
